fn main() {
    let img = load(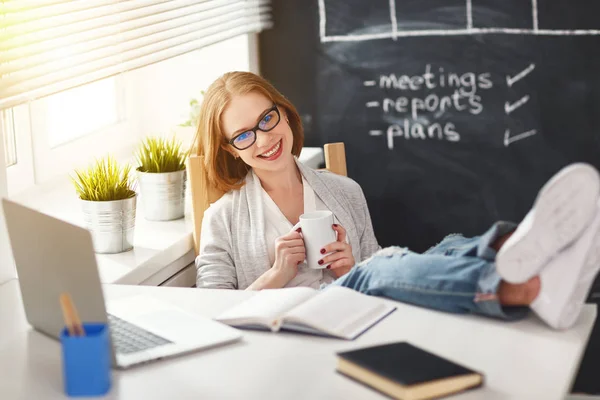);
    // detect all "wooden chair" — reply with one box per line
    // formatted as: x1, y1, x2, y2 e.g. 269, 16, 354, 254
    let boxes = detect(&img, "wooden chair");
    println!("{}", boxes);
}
187, 142, 347, 255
